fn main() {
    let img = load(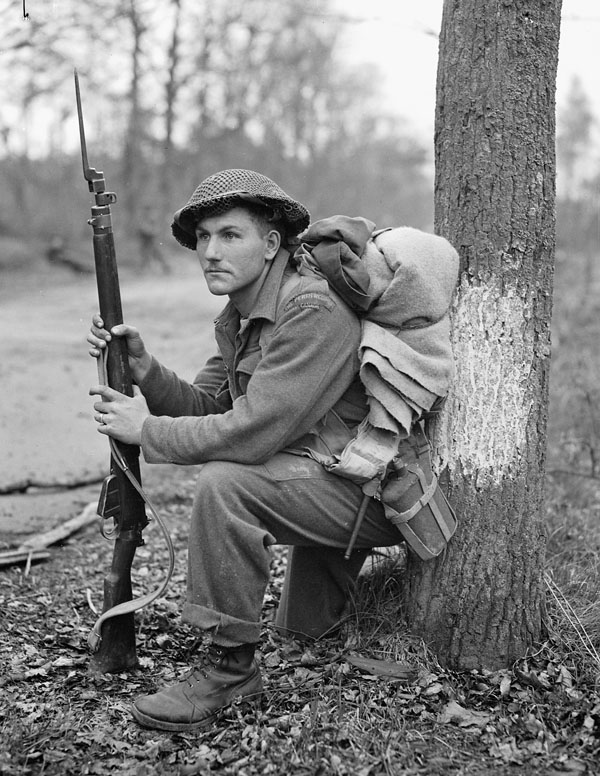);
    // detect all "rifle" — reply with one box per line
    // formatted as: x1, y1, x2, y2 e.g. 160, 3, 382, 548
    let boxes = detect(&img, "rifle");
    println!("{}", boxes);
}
75, 70, 148, 673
